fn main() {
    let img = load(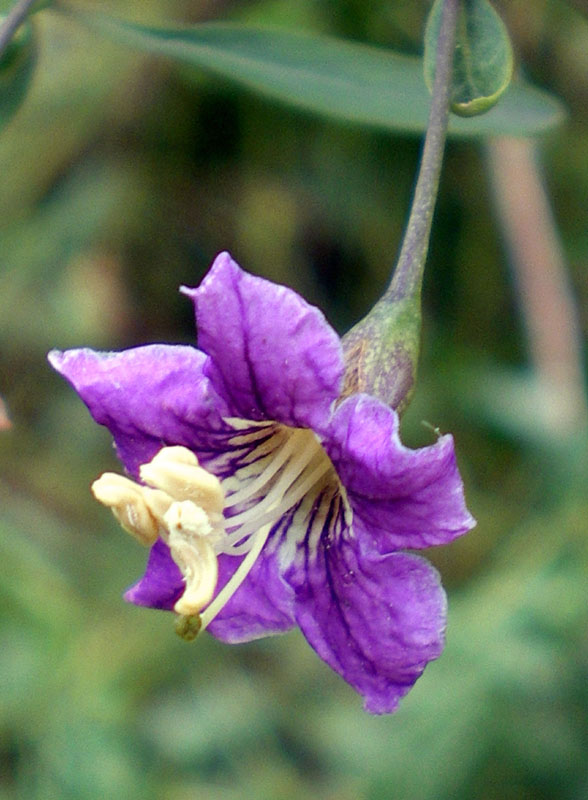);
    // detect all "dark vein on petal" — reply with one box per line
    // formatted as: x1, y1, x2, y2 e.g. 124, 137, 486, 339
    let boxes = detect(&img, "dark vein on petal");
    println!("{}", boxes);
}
236, 275, 268, 419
